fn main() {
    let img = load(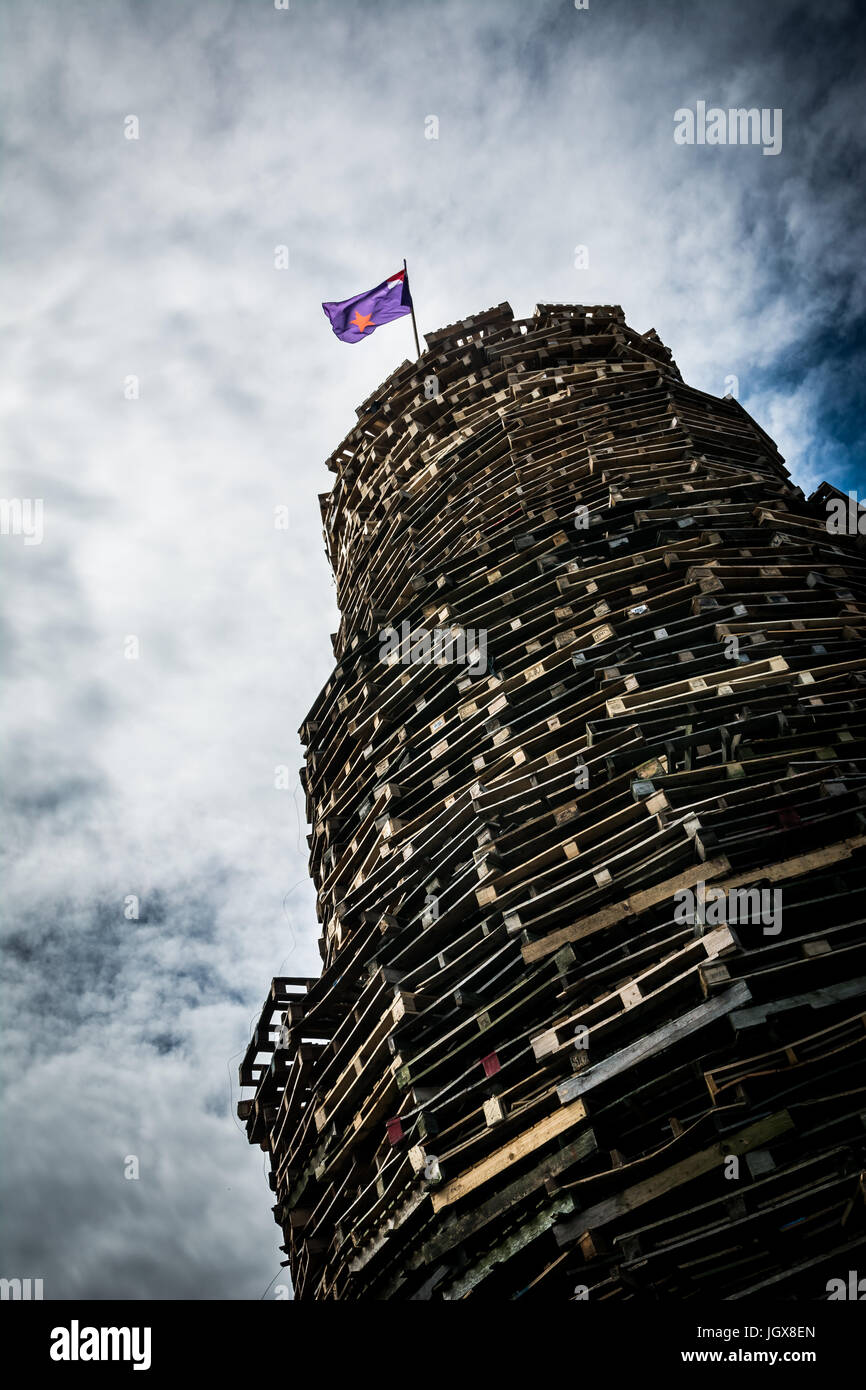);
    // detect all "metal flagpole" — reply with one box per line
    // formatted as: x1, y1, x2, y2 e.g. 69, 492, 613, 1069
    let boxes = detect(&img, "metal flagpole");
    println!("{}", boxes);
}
403, 258, 422, 360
